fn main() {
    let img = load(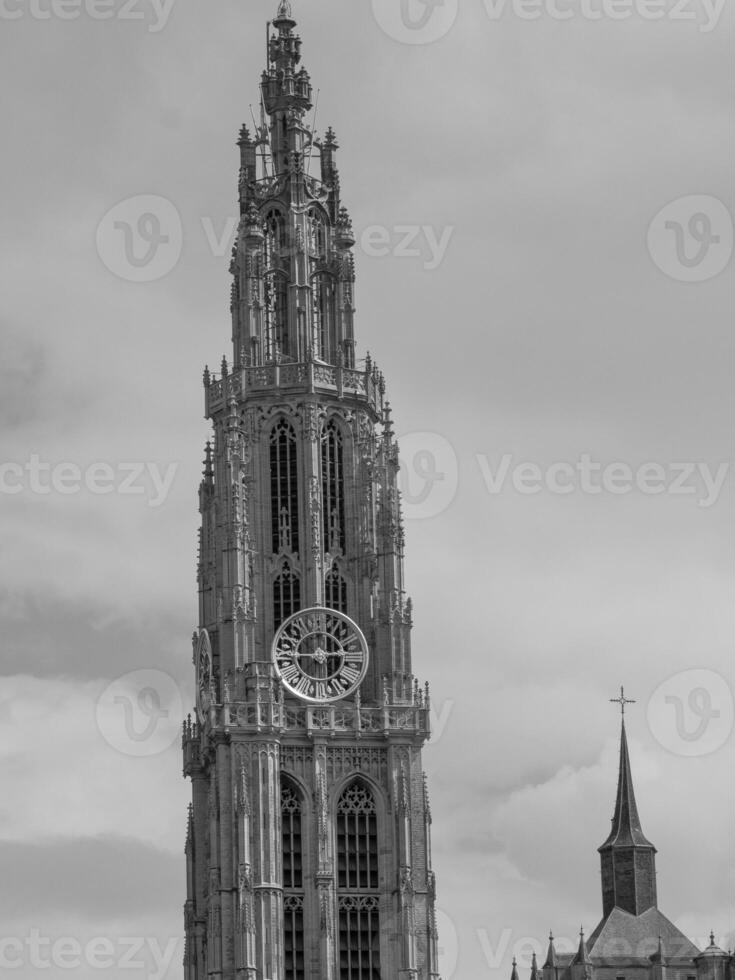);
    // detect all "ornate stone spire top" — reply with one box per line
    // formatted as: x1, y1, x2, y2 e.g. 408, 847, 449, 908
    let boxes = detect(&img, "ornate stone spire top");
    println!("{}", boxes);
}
273, 0, 295, 29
